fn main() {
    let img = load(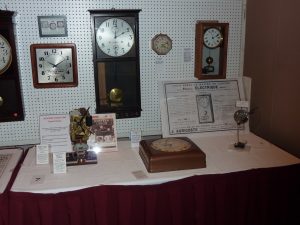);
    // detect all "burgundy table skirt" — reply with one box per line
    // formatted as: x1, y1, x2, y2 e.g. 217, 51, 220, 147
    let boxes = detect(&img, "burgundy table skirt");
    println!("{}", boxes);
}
9, 163, 300, 225
0, 150, 24, 225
